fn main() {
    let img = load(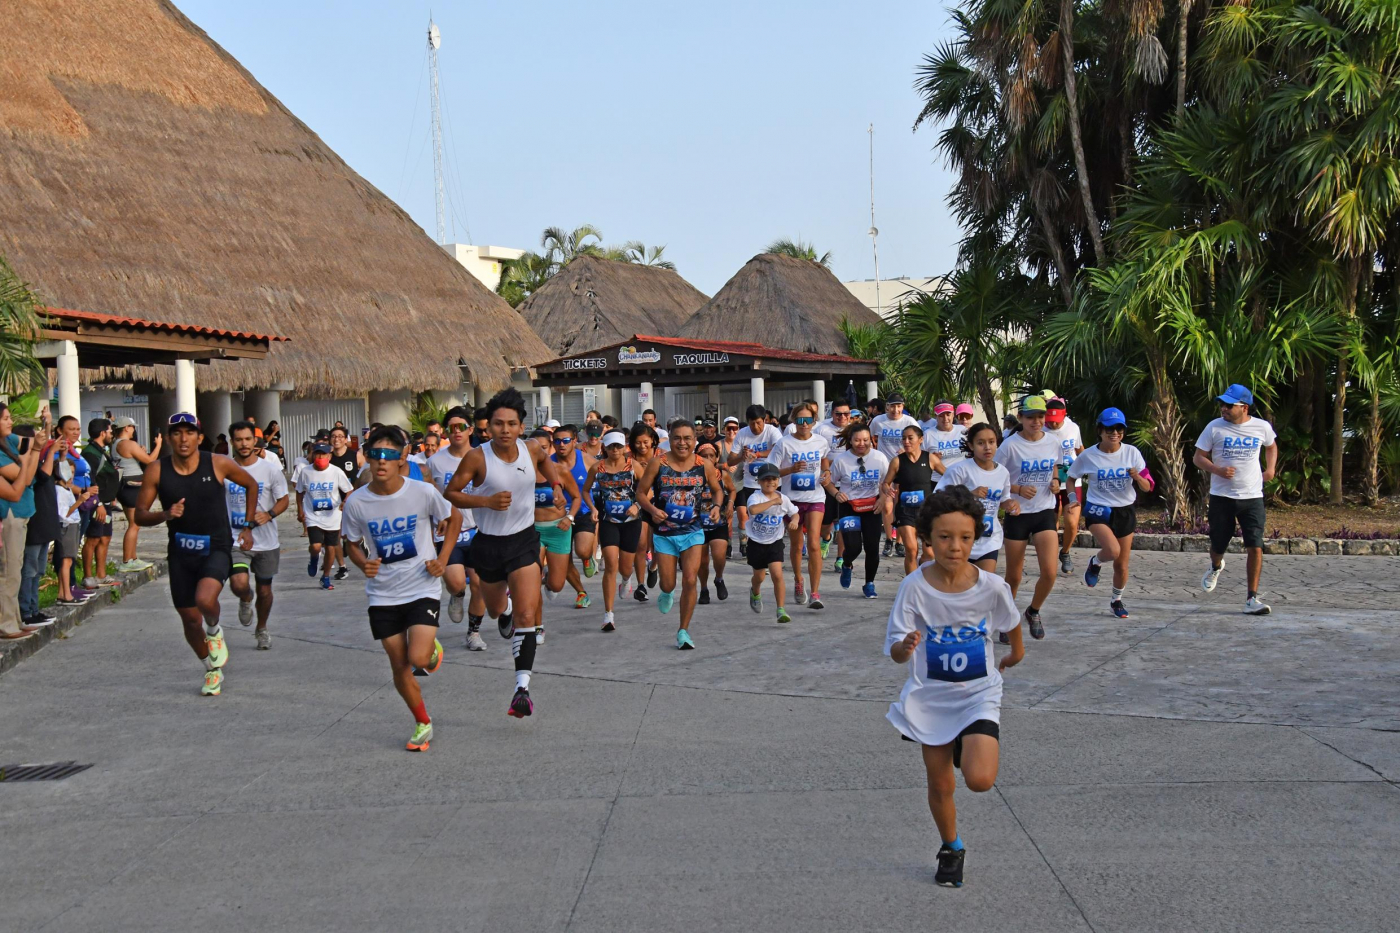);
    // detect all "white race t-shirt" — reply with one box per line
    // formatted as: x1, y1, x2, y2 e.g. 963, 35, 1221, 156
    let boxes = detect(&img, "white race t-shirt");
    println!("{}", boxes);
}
1195, 417, 1277, 499
296, 466, 354, 531
290, 456, 310, 485
341, 480, 455, 607
813, 419, 844, 454
766, 434, 829, 503
427, 446, 476, 545
732, 424, 784, 489
829, 449, 890, 503
922, 426, 967, 469
743, 490, 798, 544
884, 567, 1021, 746
994, 432, 1061, 514
936, 458, 1012, 559
226, 456, 289, 552
1068, 443, 1147, 509
869, 413, 920, 459
653, 426, 671, 452
1045, 419, 1084, 470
